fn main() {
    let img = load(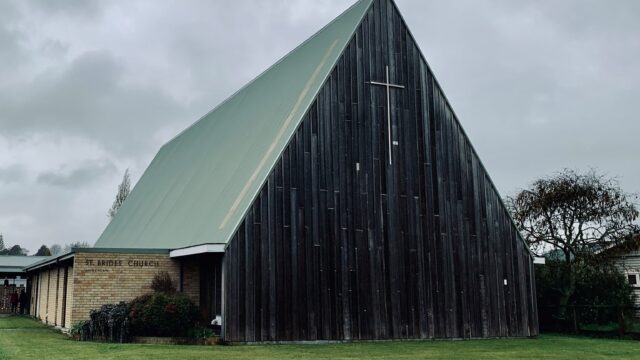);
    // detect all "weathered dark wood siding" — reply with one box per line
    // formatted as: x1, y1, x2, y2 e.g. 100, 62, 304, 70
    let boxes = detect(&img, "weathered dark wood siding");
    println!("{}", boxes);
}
223, 0, 538, 342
